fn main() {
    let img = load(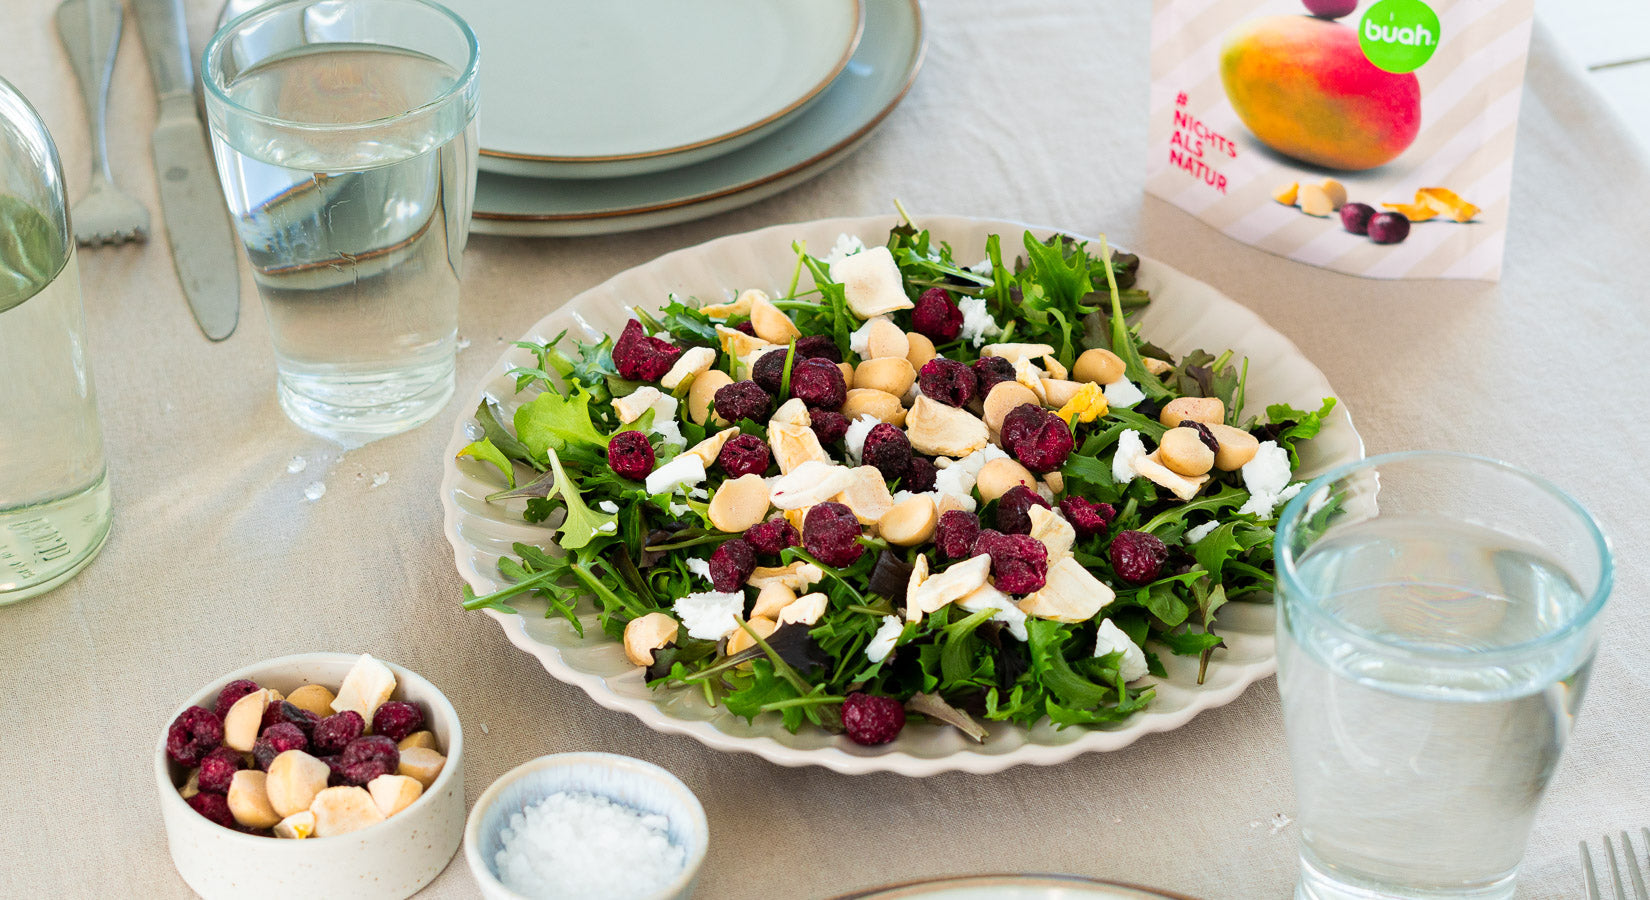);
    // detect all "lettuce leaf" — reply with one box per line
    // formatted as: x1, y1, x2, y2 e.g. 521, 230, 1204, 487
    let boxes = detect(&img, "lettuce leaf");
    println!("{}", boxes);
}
514, 386, 611, 460
456, 438, 515, 487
